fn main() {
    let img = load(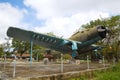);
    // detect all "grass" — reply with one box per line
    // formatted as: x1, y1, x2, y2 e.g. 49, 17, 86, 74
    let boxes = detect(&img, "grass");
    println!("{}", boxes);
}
69, 76, 87, 80
69, 63, 120, 80
94, 64, 120, 80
